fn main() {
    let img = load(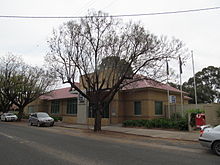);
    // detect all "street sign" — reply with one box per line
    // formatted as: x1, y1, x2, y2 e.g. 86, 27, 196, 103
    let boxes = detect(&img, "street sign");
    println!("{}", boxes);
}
169, 95, 176, 104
